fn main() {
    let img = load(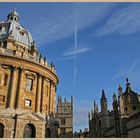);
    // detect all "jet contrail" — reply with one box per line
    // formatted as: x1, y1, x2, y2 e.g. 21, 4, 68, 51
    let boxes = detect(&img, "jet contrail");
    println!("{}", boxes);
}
73, 5, 78, 87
